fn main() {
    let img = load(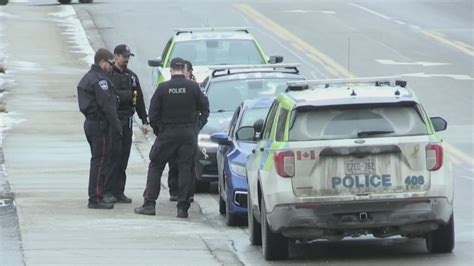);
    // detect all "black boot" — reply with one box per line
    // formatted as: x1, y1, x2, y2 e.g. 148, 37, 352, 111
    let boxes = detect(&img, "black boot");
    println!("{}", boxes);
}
103, 193, 117, 204
177, 208, 188, 218
88, 201, 114, 209
134, 202, 156, 216
116, 194, 132, 204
